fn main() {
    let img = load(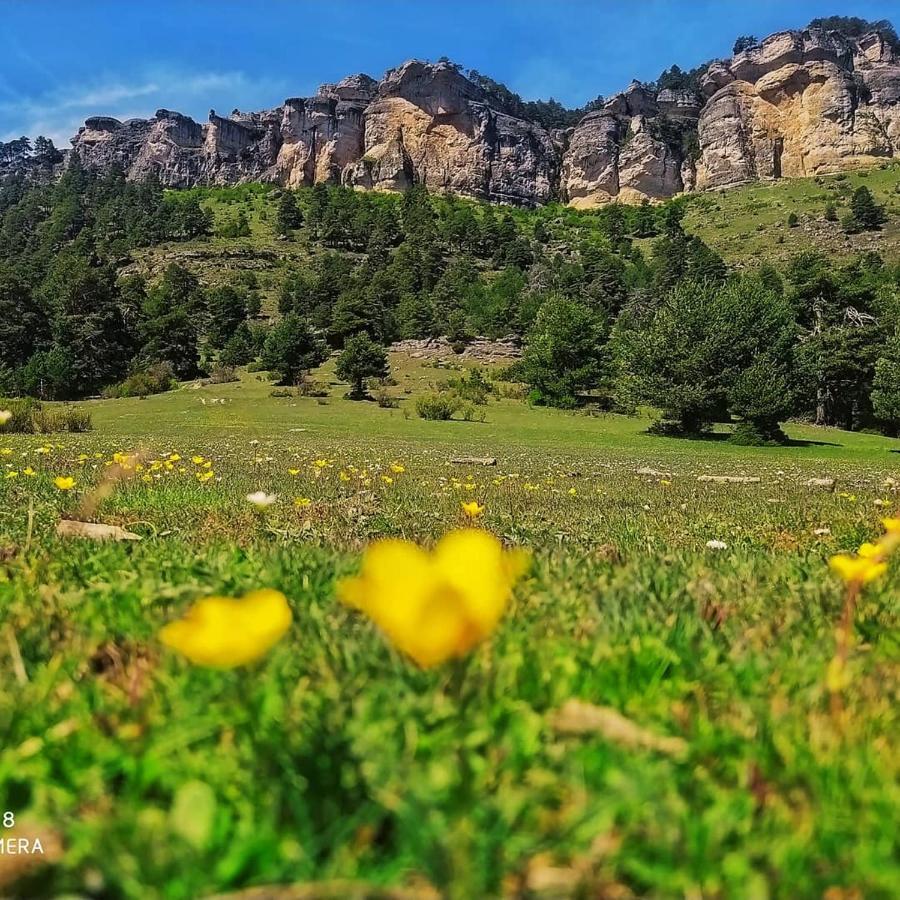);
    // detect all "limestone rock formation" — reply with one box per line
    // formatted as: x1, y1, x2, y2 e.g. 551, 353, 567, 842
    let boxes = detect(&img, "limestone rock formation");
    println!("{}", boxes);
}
696, 27, 900, 189
64, 22, 900, 205
561, 82, 701, 207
